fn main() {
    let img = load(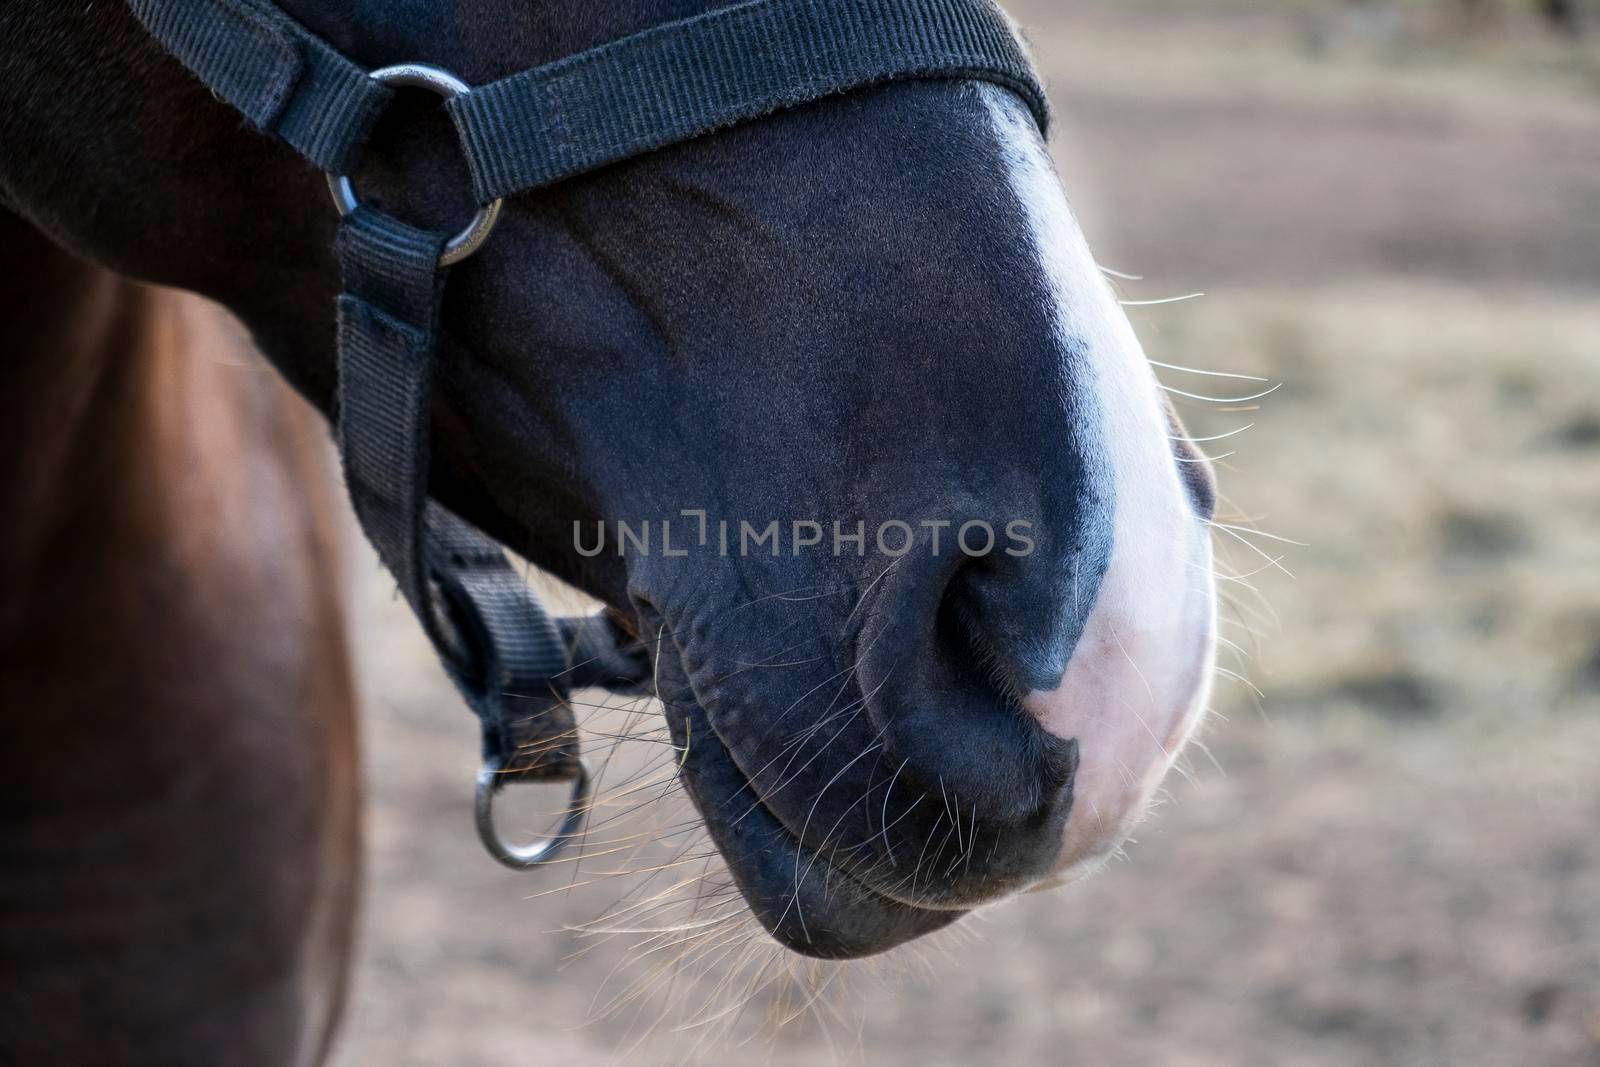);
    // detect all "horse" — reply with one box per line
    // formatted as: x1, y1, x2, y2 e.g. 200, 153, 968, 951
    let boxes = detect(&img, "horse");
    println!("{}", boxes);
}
0, 0, 1219, 1062
0, 212, 361, 1063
